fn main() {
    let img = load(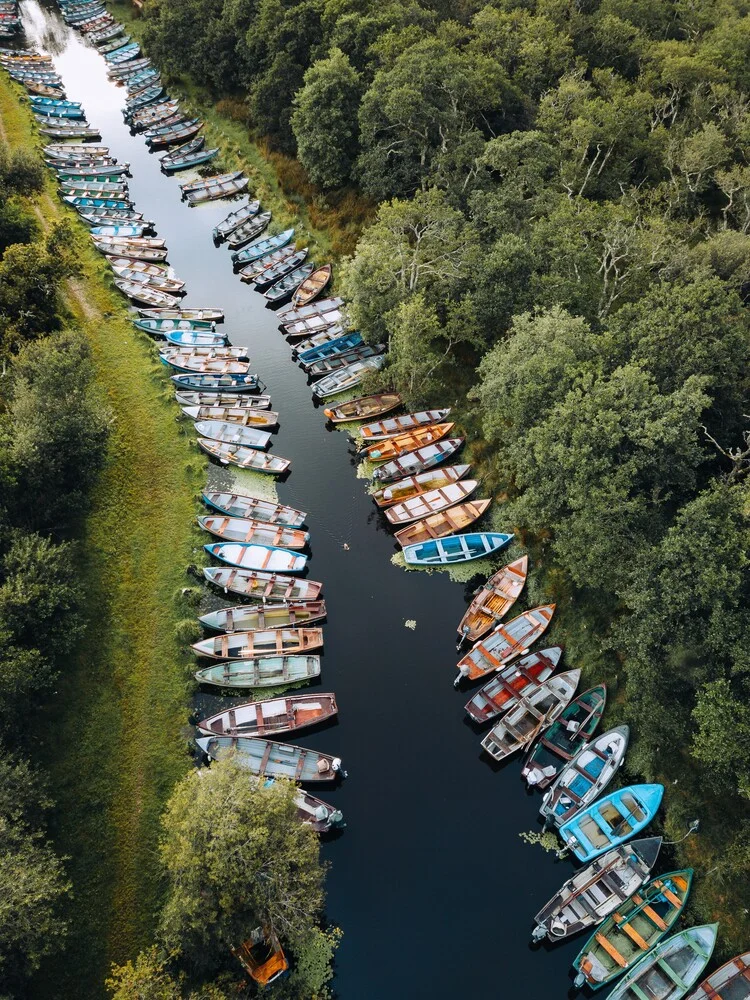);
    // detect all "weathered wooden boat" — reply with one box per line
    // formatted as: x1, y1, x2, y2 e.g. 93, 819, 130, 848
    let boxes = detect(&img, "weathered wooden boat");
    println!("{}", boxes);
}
312, 356, 386, 398
364, 422, 455, 462
201, 491, 304, 525
231, 228, 295, 267
212, 200, 261, 241
372, 463, 471, 508
481, 669, 581, 762
136, 317, 214, 335
606, 925, 717, 1000
405, 531, 513, 568
370, 438, 464, 483
172, 373, 265, 394
226, 211, 272, 250
146, 121, 203, 149
456, 604, 555, 682
197, 692, 337, 737
358, 409, 451, 443
238, 244, 298, 283
540, 725, 631, 829
164, 357, 251, 376
33, 103, 84, 118
294, 330, 361, 363
125, 69, 160, 92
464, 647, 563, 724
198, 515, 307, 549
457, 556, 529, 643
192, 627, 323, 660
165, 330, 226, 348
136, 111, 187, 134
232, 929, 288, 986
113, 267, 184, 296
322, 391, 400, 424
558, 784, 664, 863
292, 788, 345, 833
138, 306, 223, 321
65, 196, 133, 213
521, 684, 607, 788
105, 42, 141, 63
158, 136, 204, 165
95, 33, 131, 53
280, 297, 345, 336
192, 421, 271, 450
180, 169, 243, 195
199, 599, 326, 633
124, 85, 163, 113
39, 124, 101, 139
90, 223, 146, 238
29, 96, 81, 110
253, 248, 310, 289
203, 566, 322, 601
101, 243, 167, 262
198, 440, 290, 474
130, 102, 180, 130
292, 264, 332, 307
57, 165, 130, 182
186, 173, 248, 205
108, 256, 168, 278
204, 541, 307, 574
114, 280, 179, 308
25, 81, 65, 98
176, 390, 271, 409
395, 499, 492, 547
385, 480, 478, 526
195, 656, 321, 690
264, 262, 316, 302
688, 950, 750, 1000
197, 735, 344, 783
44, 145, 109, 162
531, 838, 662, 943
306, 343, 385, 379
573, 870, 693, 991
162, 145, 218, 173
185, 404, 276, 426
107, 56, 153, 78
